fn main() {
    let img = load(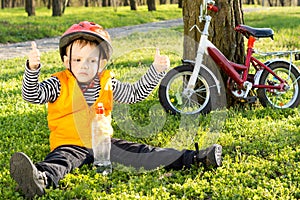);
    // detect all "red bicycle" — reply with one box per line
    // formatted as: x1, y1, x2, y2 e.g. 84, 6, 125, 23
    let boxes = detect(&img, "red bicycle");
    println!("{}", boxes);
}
159, 0, 300, 115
